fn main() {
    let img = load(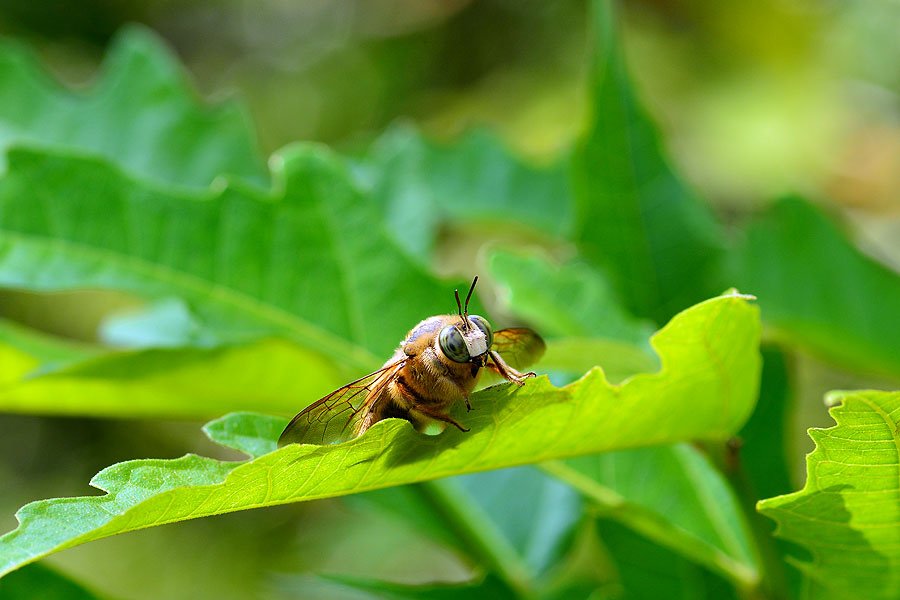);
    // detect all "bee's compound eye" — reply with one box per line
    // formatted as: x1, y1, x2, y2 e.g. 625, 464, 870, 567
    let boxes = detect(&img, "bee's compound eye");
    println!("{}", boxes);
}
468, 315, 493, 348
439, 326, 470, 363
